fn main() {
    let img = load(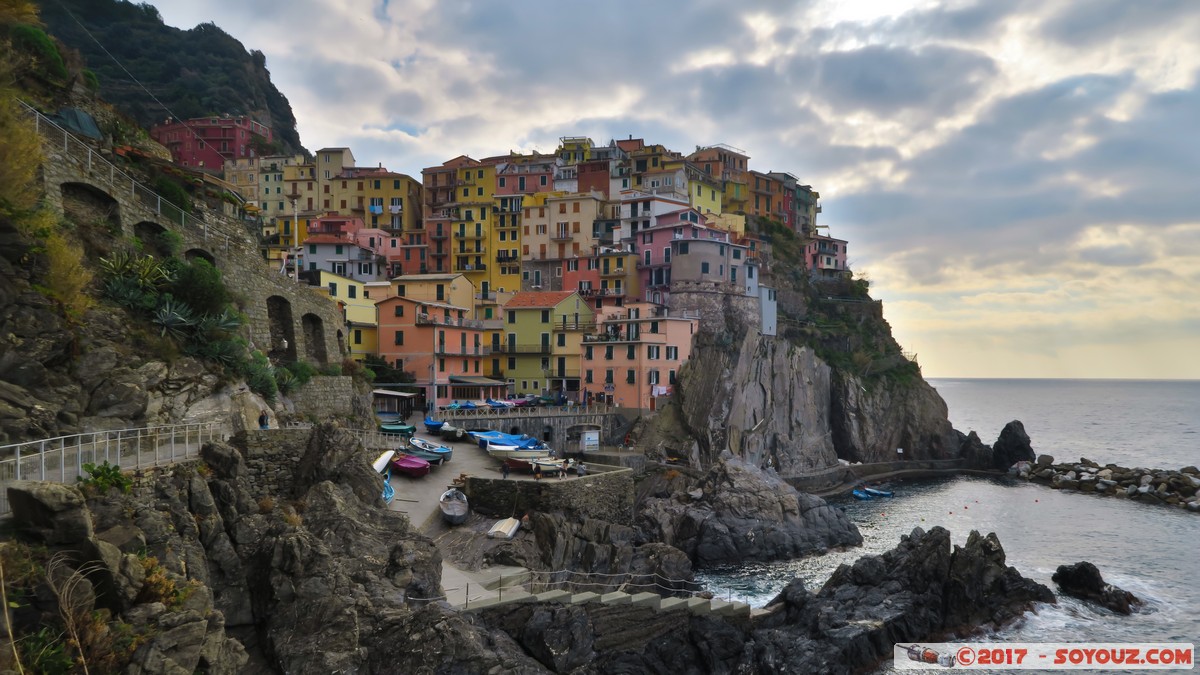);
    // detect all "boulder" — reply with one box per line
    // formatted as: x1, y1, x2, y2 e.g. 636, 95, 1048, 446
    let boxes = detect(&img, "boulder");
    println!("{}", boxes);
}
638, 453, 862, 566
957, 430, 992, 469
1052, 561, 1141, 615
6, 481, 94, 545
1036, 454, 1054, 467
991, 421, 1035, 471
